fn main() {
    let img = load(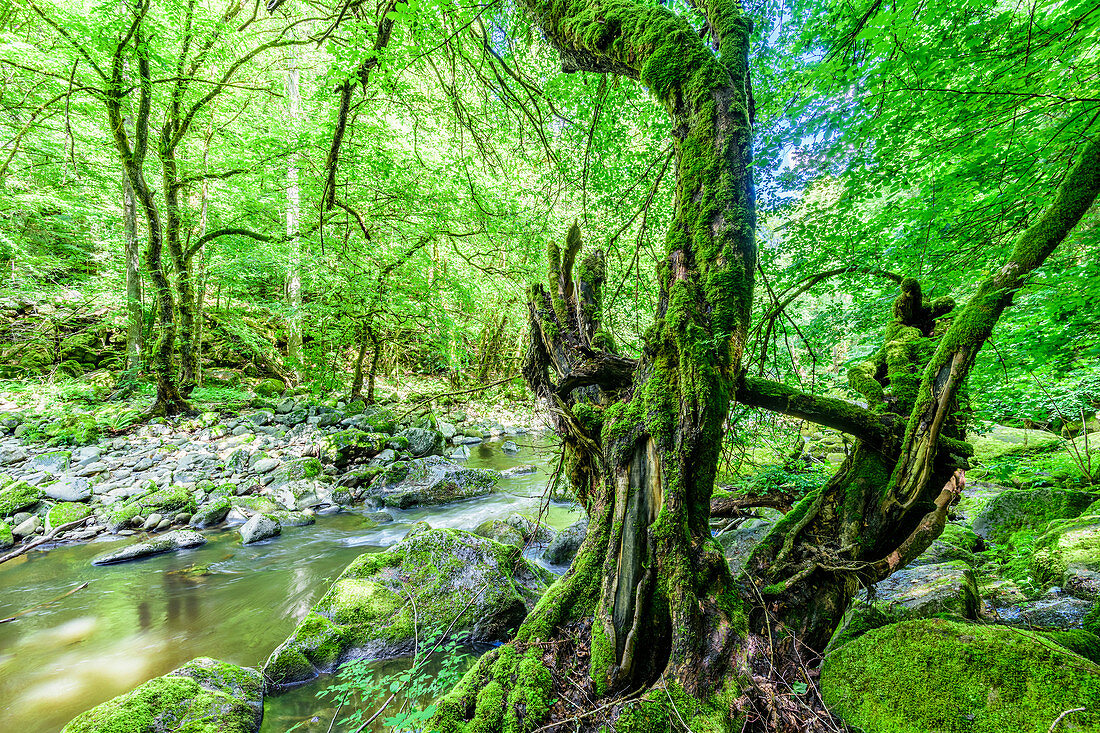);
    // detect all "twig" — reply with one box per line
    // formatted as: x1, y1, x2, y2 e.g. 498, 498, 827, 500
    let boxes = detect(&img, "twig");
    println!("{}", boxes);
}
0, 517, 91, 566
397, 374, 520, 418
1050, 708, 1086, 732
0, 581, 89, 623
